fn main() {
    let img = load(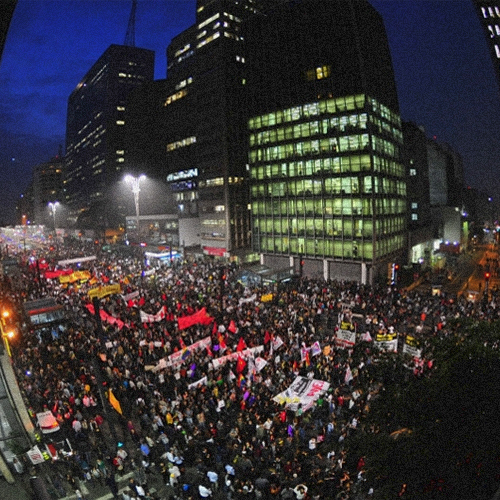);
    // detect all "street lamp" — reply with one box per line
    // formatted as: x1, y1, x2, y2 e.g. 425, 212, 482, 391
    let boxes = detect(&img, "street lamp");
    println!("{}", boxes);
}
124, 174, 146, 240
48, 201, 60, 233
